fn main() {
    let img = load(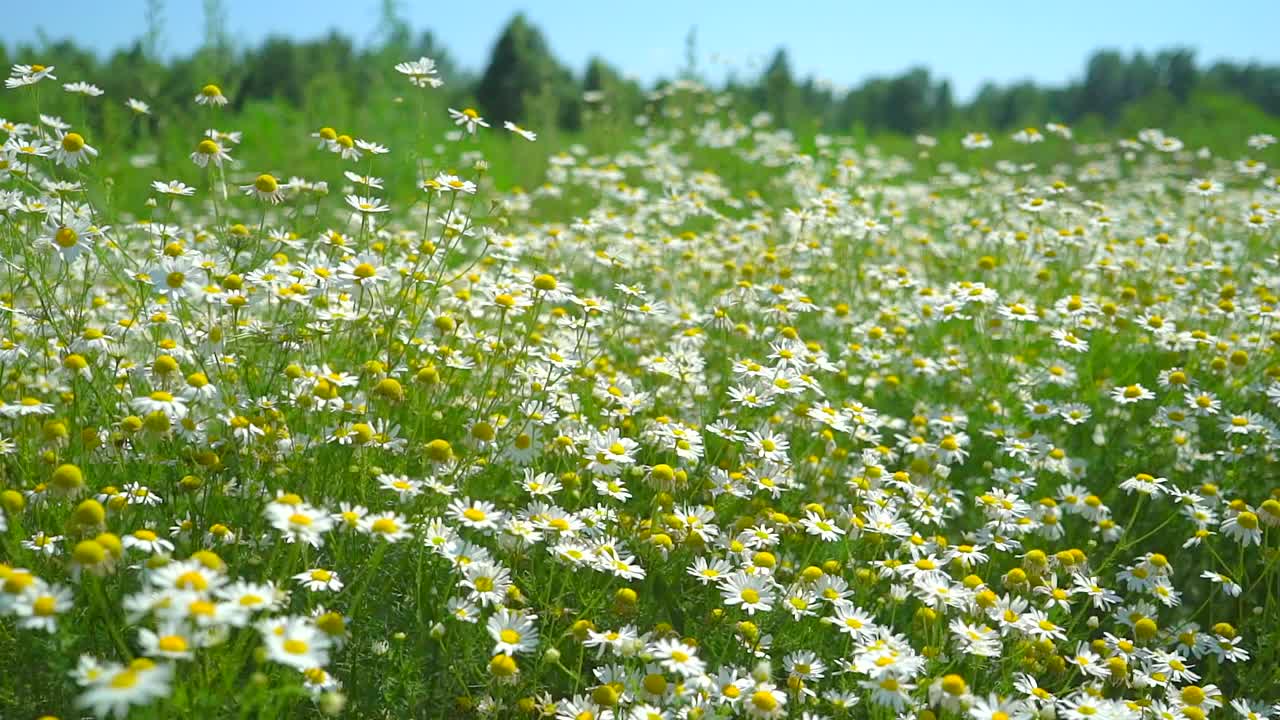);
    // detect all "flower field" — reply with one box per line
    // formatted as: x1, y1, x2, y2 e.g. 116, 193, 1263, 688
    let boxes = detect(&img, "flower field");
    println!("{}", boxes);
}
2, 59, 1280, 719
